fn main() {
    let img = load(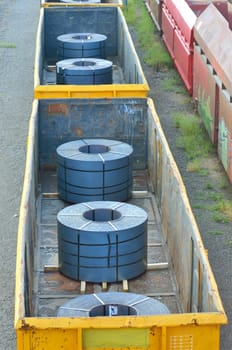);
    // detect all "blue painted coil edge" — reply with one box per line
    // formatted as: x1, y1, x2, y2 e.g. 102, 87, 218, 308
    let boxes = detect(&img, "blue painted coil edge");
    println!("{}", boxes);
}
57, 33, 107, 59
56, 139, 133, 203
57, 292, 170, 317
57, 139, 133, 171
57, 177, 132, 194
56, 58, 113, 85
60, 260, 146, 282
57, 163, 132, 187
57, 201, 148, 282
59, 246, 146, 266
58, 185, 132, 203
57, 201, 146, 244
